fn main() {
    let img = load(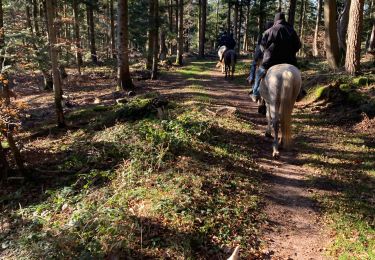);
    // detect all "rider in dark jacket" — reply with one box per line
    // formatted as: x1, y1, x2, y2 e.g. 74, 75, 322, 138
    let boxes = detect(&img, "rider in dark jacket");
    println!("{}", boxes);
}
250, 12, 301, 102
247, 21, 274, 87
218, 32, 236, 61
